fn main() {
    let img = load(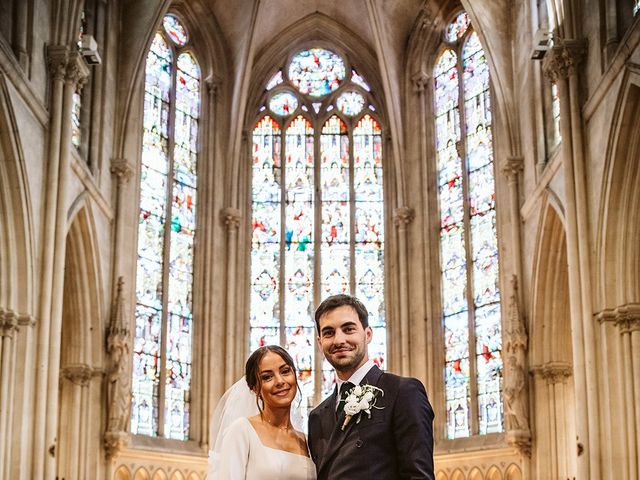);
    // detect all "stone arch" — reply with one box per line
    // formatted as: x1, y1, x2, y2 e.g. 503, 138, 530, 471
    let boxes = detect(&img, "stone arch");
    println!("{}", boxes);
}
186, 473, 201, 480
597, 70, 640, 308
0, 76, 34, 315
468, 467, 483, 480
152, 469, 169, 480
436, 471, 449, 480
451, 468, 466, 480
485, 465, 503, 480
134, 467, 151, 480
170, 471, 184, 480
529, 198, 577, 479
504, 463, 523, 480
114, 465, 132, 480
56, 205, 103, 479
